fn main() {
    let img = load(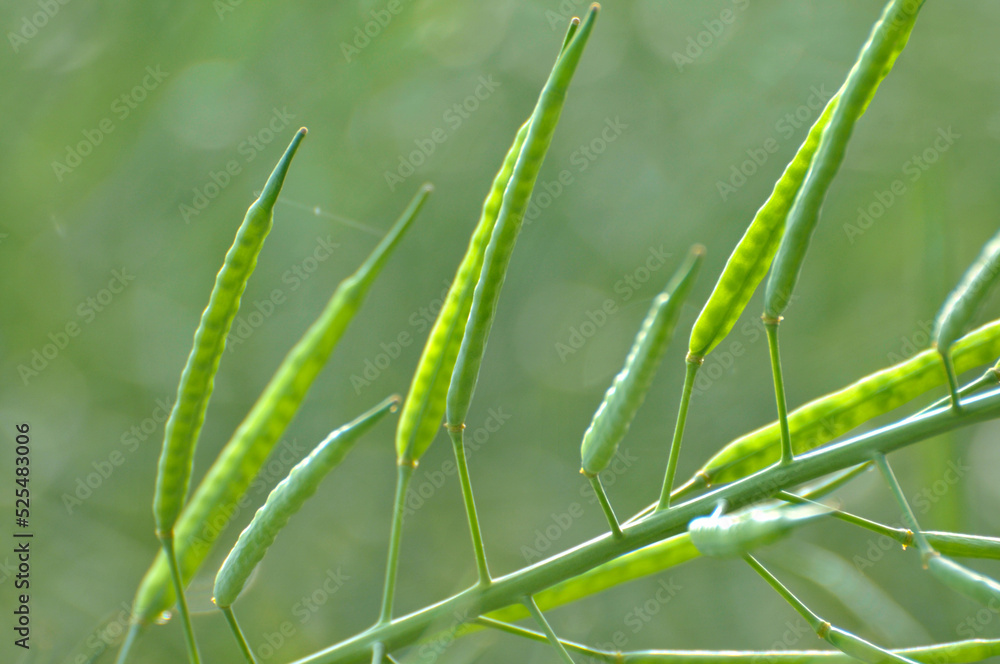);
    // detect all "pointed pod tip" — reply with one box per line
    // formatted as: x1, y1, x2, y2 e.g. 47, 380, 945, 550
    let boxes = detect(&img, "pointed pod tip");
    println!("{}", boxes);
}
419, 182, 435, 194
388, 395, 402, 413
570, 16, 581, 25
589, 3, 601, 15
297, 127, 308, 137
691, 244, 707, 257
